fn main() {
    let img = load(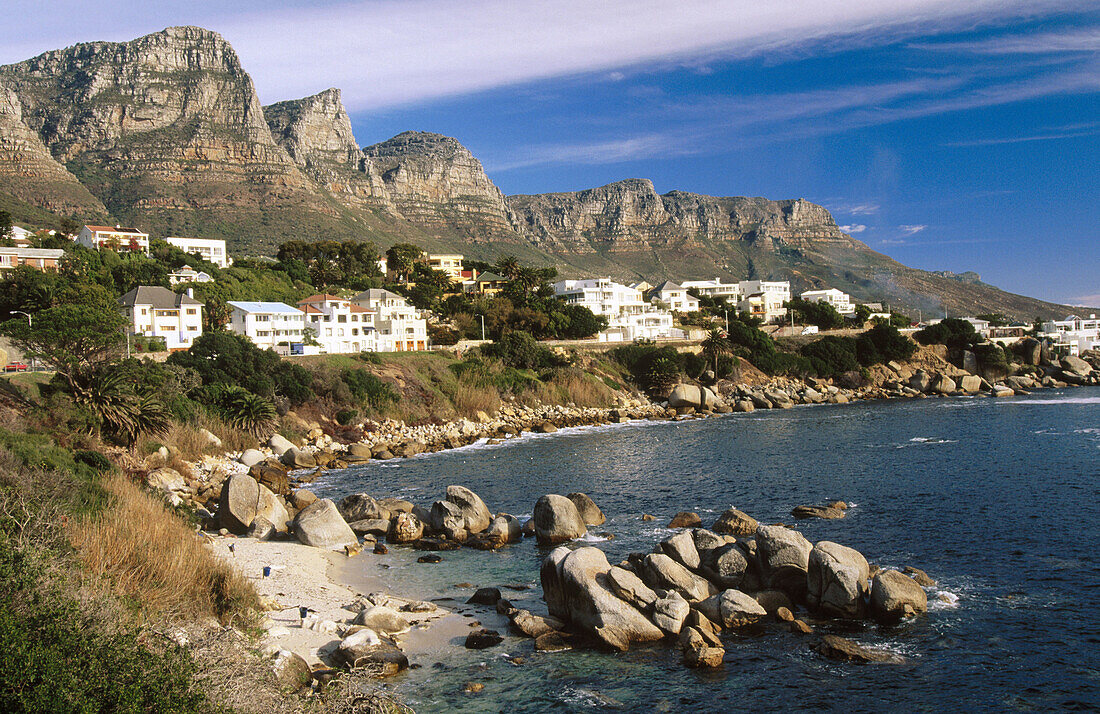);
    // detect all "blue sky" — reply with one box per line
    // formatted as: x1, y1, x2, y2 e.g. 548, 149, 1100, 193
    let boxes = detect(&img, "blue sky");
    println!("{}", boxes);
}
6, 1, 1098, 306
